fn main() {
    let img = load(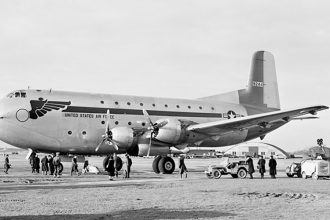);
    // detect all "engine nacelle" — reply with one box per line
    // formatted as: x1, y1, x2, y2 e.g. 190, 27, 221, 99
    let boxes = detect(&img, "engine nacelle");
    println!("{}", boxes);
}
111, 127, 135, 150
155, 118, 186, 144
